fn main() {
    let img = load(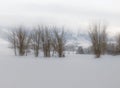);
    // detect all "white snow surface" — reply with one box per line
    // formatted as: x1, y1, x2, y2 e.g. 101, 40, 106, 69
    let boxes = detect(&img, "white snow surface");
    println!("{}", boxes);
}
0, 44, 120, 88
